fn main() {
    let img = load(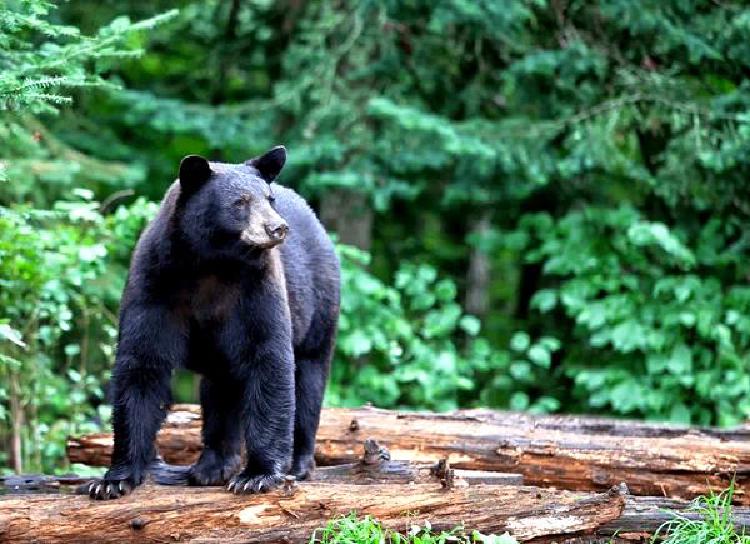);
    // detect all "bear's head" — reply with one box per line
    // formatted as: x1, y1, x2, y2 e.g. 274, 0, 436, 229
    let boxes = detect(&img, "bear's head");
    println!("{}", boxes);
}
176, 146, 289, 260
